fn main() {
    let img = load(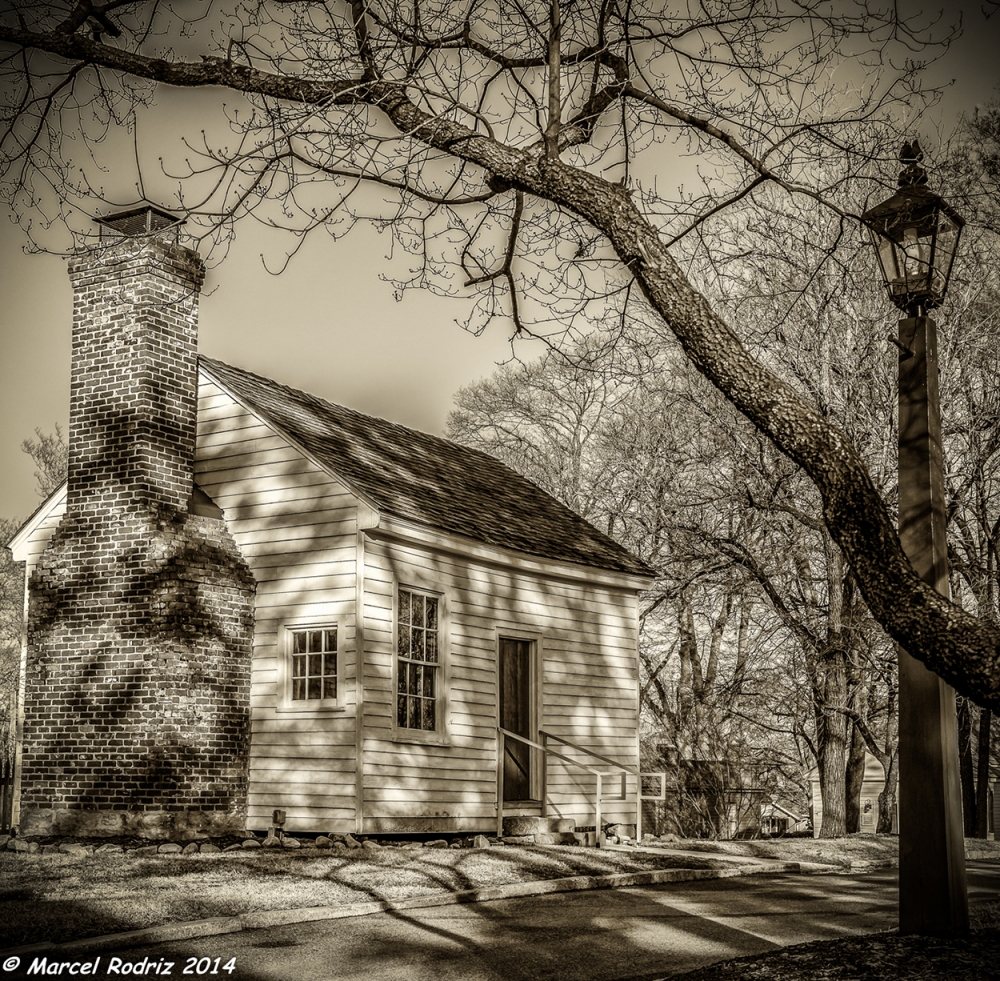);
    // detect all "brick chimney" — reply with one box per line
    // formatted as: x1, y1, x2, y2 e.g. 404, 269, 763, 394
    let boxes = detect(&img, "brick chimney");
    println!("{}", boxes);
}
65, 212, 202, 516
19, 211, 256, 838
